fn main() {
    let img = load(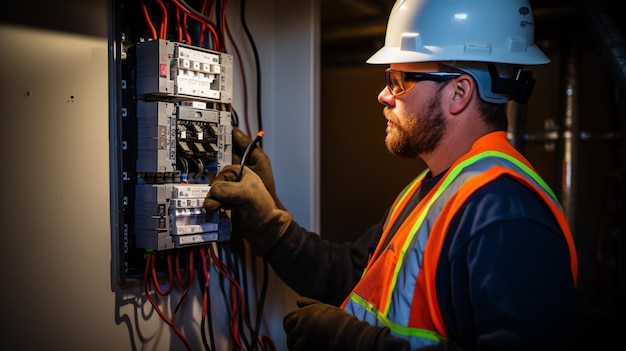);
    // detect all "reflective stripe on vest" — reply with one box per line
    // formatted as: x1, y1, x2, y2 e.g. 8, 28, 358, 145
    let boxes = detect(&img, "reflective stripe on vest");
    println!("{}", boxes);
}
341, 132, 578, 349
